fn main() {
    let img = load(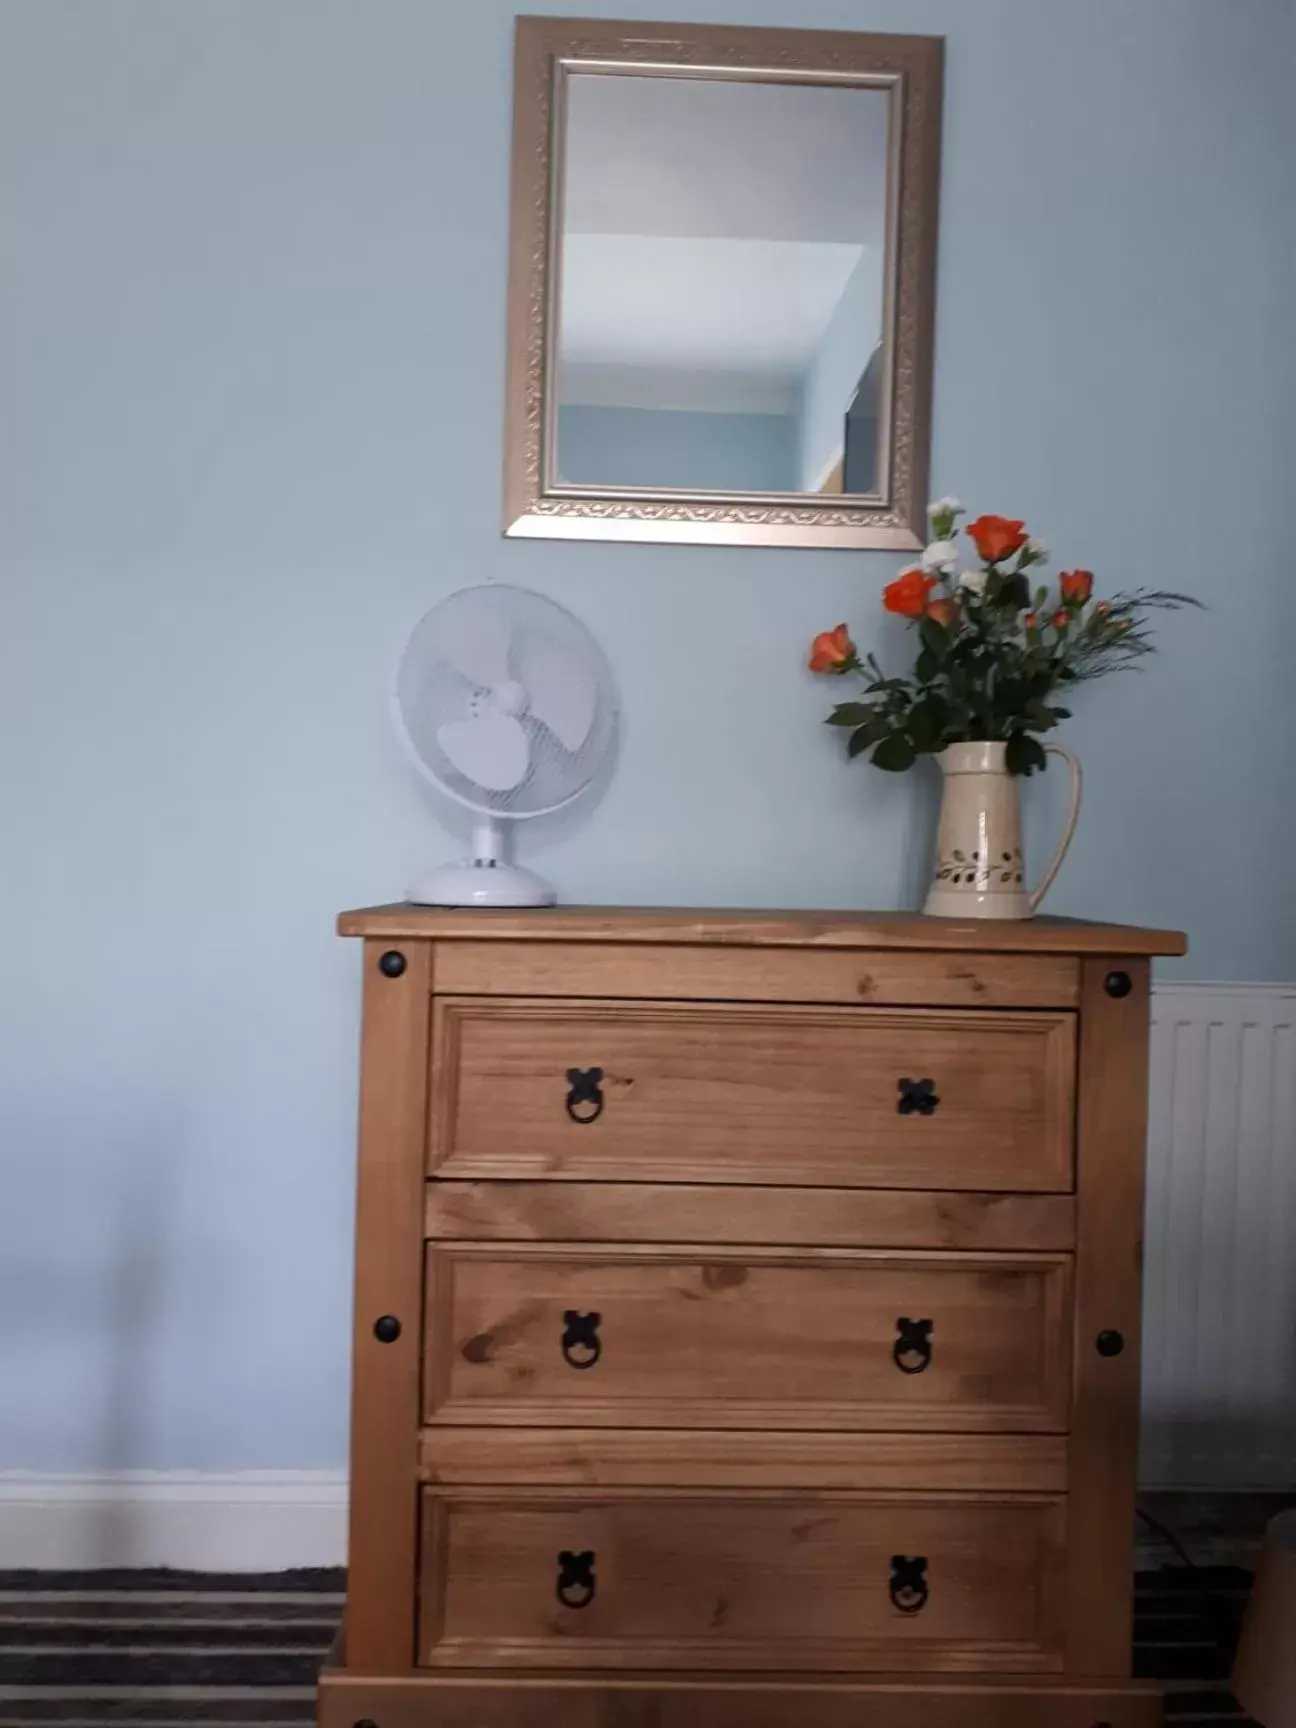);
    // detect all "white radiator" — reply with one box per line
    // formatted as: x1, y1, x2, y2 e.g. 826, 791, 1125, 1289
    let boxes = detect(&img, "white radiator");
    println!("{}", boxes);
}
1141, 982, 1296, 1487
